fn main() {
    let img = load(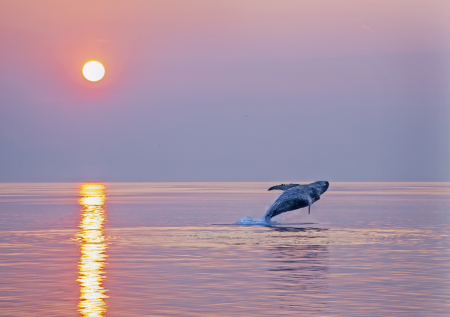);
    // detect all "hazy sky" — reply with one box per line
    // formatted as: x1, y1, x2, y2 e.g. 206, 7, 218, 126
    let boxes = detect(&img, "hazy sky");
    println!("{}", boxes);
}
1, 0, 449, 182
